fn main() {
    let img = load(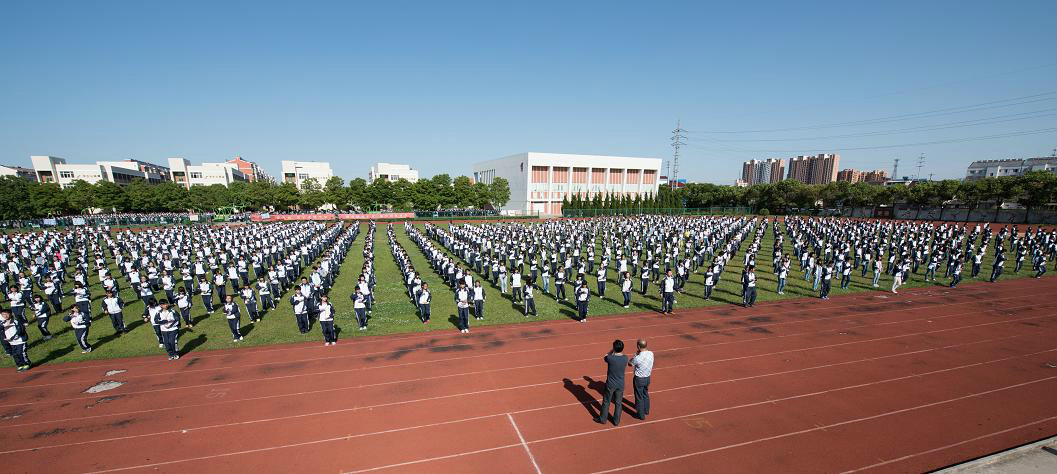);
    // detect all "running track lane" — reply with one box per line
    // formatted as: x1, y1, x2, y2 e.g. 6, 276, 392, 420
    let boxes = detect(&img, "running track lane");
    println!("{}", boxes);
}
0, 277, 1053, 473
